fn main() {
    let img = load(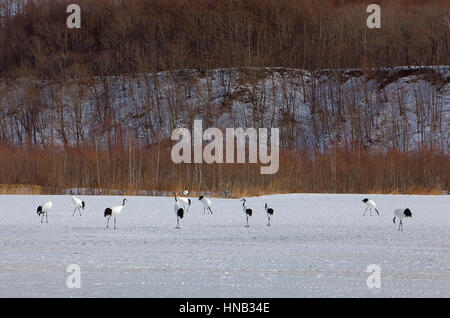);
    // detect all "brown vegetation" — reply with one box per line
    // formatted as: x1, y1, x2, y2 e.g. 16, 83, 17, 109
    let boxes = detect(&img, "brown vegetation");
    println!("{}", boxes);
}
0, 145, 447, 196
